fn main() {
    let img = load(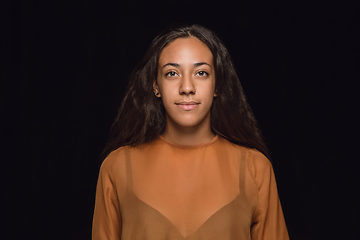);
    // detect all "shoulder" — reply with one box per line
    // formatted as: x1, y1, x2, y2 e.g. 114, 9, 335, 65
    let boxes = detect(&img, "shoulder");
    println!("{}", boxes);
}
240, 148, 275, 191
218, 137, 271, 167
99, 146, 128, 176
96, 146, 131, 199
217, 137, 272, 174
247, 148, 272, 170
218, 137, 272, 178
